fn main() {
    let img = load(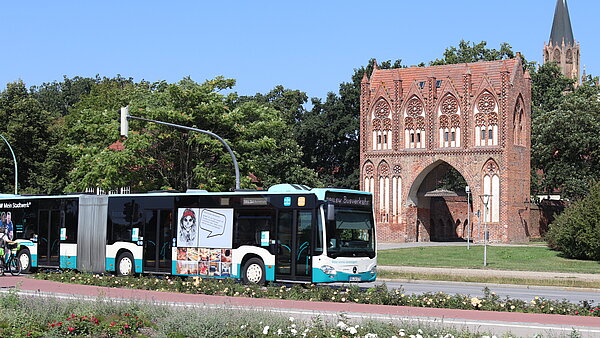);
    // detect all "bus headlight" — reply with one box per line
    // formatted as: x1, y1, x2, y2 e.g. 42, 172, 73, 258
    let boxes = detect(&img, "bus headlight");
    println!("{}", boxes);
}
370, 265, 377, 274
320, 265, 336, 275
